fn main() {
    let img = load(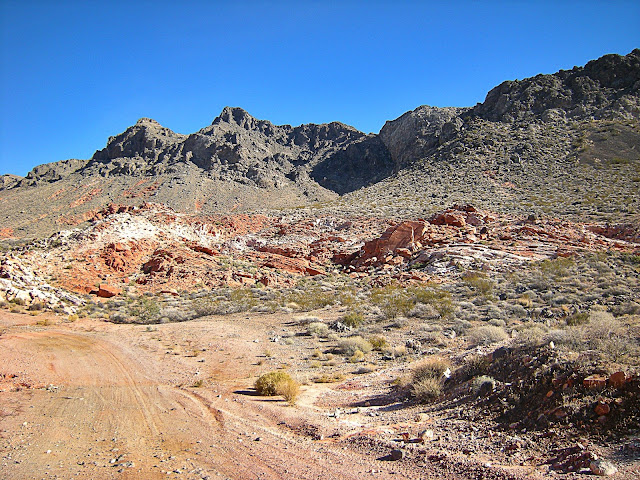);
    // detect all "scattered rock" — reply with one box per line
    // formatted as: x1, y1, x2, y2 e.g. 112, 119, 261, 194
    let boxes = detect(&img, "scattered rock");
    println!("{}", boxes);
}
590, 459, 618, 476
